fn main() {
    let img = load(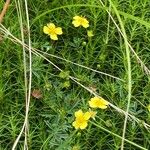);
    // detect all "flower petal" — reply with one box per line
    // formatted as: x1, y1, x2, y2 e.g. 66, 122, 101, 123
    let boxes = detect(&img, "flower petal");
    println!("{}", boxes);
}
75, 110, 83, 118
73, 16, 80, 20
50, 34, 58, 40
72, 20, 81, 27
81, 19, 89, 28
47, 23, 55, 29
80, 121, 88, 129
84, 112, 91, 120
100, 98, 109, 105
43, 26, 50, 34
89, 99, 98, 108
98, 104, 108, 109
72, 121, 80, 129
55, 27, 63, 35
